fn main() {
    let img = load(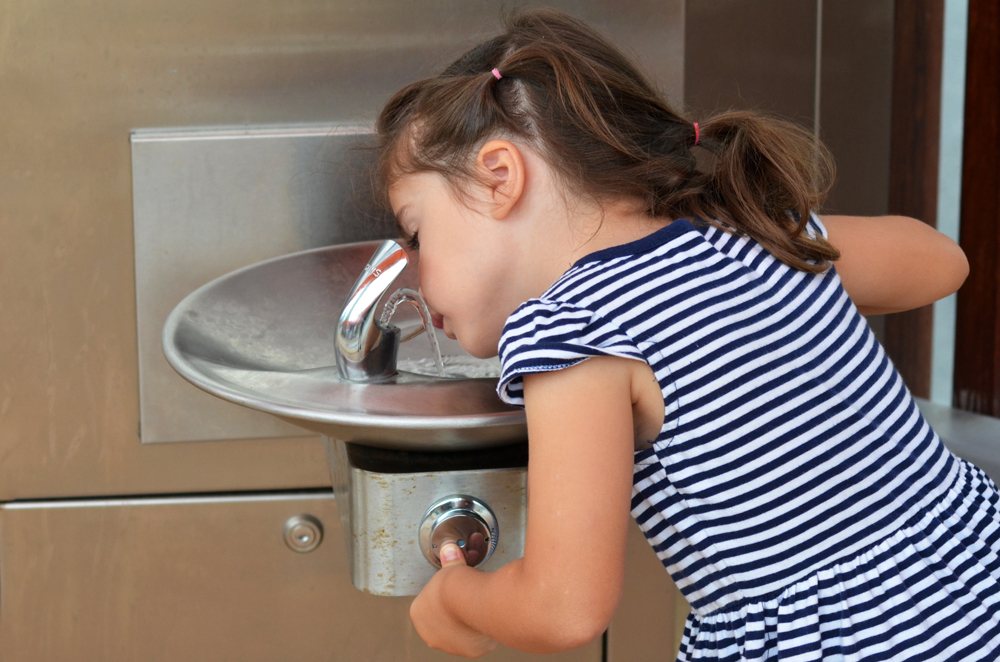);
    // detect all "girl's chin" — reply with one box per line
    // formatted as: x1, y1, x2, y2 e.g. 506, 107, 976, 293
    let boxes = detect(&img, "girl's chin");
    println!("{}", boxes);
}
456, 336, 500, 360
442, 321, 496, 359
